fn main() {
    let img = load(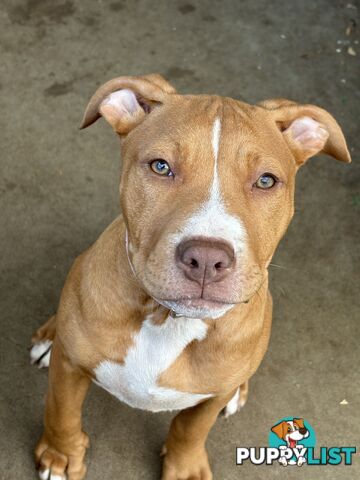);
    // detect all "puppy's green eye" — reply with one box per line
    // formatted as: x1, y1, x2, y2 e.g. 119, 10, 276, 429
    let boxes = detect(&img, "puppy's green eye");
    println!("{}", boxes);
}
255, 173, 276, 189
150, 159, 173, 176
